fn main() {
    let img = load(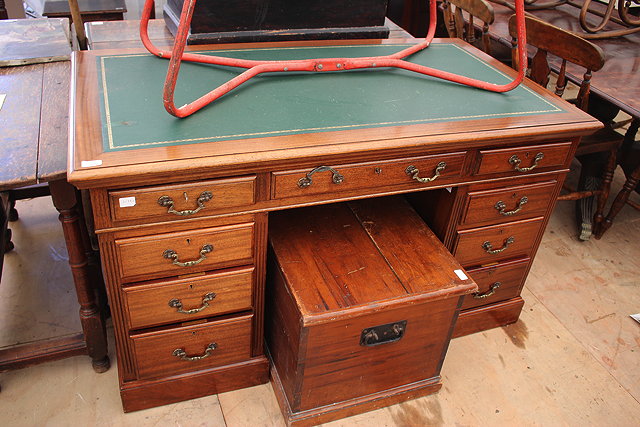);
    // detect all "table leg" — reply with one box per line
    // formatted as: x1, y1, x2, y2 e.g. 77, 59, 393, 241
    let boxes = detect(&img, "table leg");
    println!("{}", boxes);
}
48, 180, 110, 373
